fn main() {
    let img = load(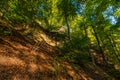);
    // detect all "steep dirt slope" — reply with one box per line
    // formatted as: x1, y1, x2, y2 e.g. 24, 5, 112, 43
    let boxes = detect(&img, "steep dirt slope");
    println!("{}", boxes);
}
0, 35, 88, 80
0, 33, 117, 80
0, 20, 118, 80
